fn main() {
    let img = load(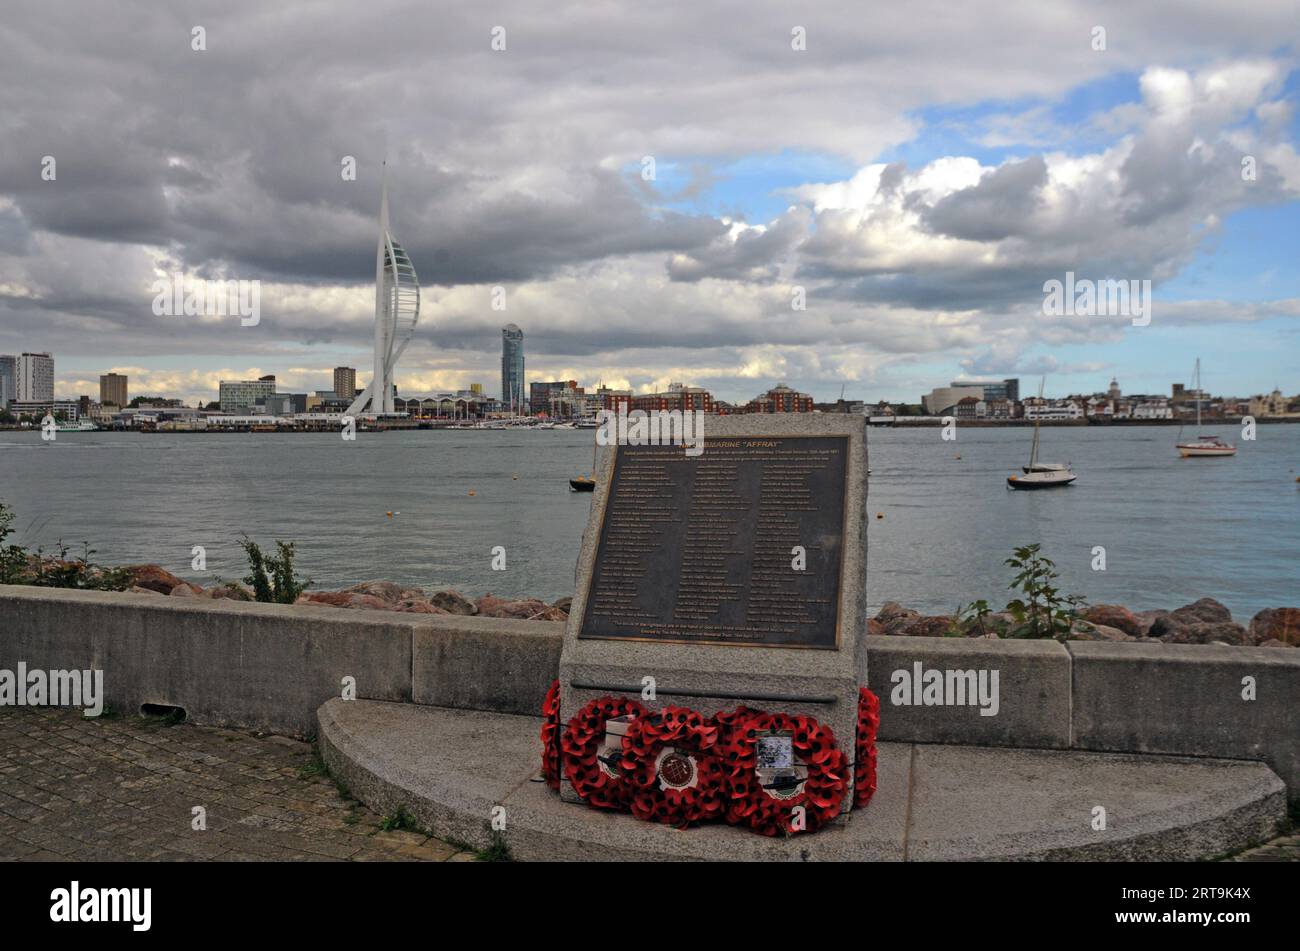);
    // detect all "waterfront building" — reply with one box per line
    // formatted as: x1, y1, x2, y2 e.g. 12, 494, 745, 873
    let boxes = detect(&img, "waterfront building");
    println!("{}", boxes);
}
1132, 399, 1173, 420
99, 372, 128, 407
1249, 389, 1287, 417
1022, 399, 1084, 421
16, 352, 54, 403
598, 386, 632, 413
531, 380, 584, 417
264, 393, 307, 415
948, 378, 1019, 403
631, 384, 714, 414
501, 324, 526, 413
347, 168, 421, 417
0, 355, 15, 408
219, 379, 276, 413
744, 383, 814, 413
922, 384, 984, 415
333, 367, 357, 400
8, 398, 78, 420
